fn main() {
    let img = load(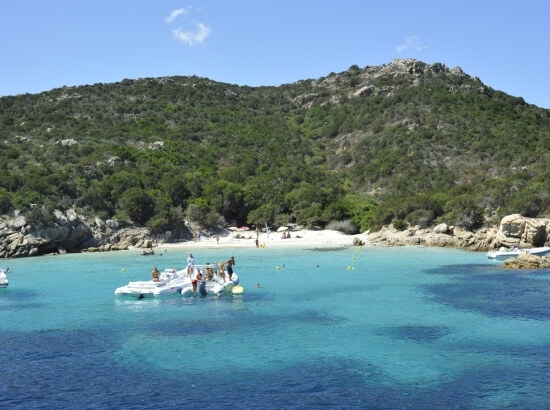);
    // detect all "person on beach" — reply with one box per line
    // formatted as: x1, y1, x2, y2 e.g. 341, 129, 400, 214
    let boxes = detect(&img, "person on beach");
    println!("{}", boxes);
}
187, 253, 195, 277
151, 266, 160, 282
224, 256, 235, 281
